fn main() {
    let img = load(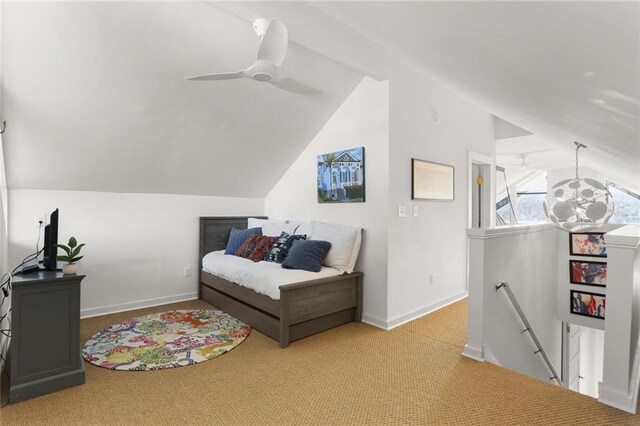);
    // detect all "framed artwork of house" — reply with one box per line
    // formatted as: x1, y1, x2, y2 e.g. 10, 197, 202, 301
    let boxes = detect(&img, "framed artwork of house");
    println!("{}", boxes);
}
411, 158, 454, 201
317, 147, 365, 203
